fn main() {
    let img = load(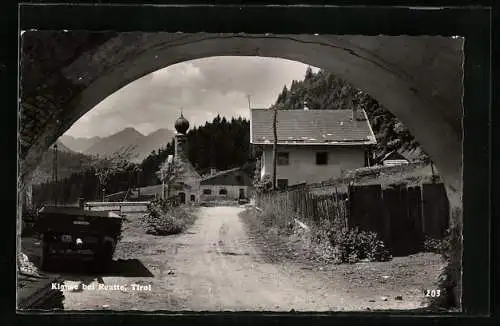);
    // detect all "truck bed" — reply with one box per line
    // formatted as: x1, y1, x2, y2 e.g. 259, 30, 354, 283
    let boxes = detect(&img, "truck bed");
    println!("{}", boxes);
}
36, 206, 123, 238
